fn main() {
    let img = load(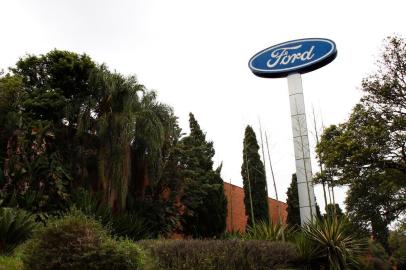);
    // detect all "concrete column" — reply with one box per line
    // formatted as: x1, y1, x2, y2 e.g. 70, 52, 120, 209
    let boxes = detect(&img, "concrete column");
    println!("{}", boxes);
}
287, 73, 316, 225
